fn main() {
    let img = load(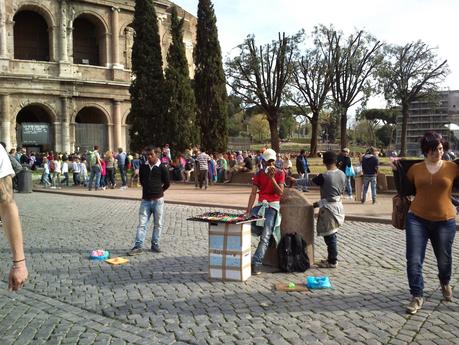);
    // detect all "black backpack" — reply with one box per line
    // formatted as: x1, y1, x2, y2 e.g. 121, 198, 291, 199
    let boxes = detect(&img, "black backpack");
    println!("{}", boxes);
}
278, 233, 310, 273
